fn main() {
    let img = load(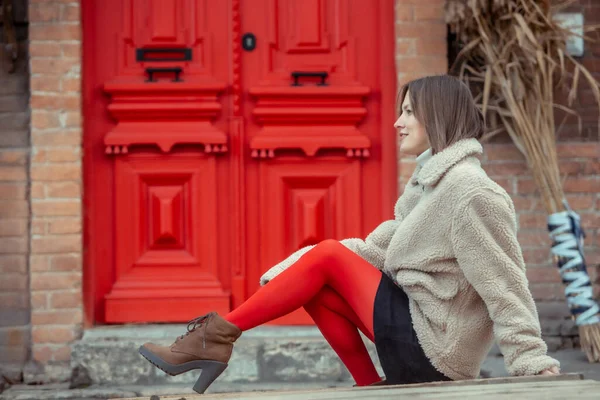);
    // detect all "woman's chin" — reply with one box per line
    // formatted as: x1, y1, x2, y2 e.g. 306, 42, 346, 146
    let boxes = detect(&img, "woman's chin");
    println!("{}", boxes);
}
399, 144, 417, 156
